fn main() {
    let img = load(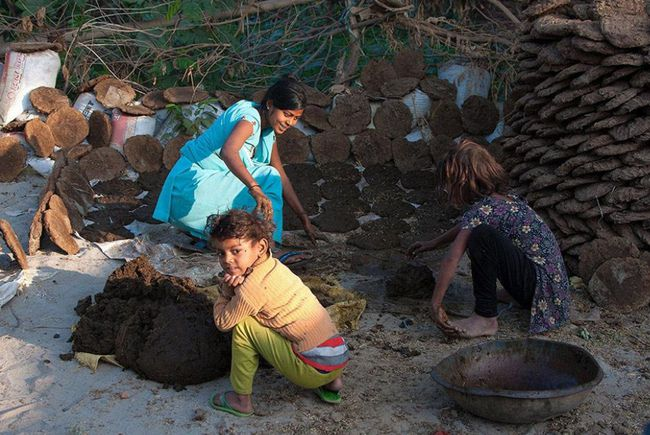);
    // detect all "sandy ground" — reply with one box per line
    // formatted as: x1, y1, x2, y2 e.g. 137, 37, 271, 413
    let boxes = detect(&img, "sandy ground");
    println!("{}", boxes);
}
1, 172, 649, 434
